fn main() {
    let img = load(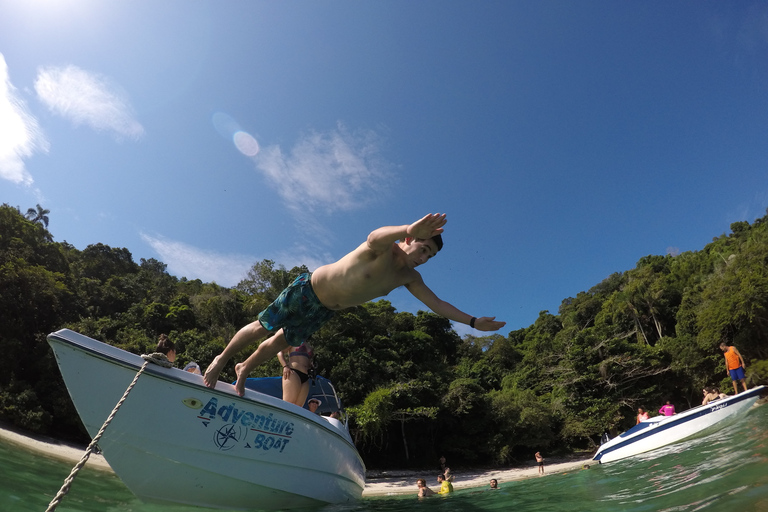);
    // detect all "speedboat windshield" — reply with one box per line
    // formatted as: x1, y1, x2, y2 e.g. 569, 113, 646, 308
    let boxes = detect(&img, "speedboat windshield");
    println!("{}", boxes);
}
241, 376, 343, 415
